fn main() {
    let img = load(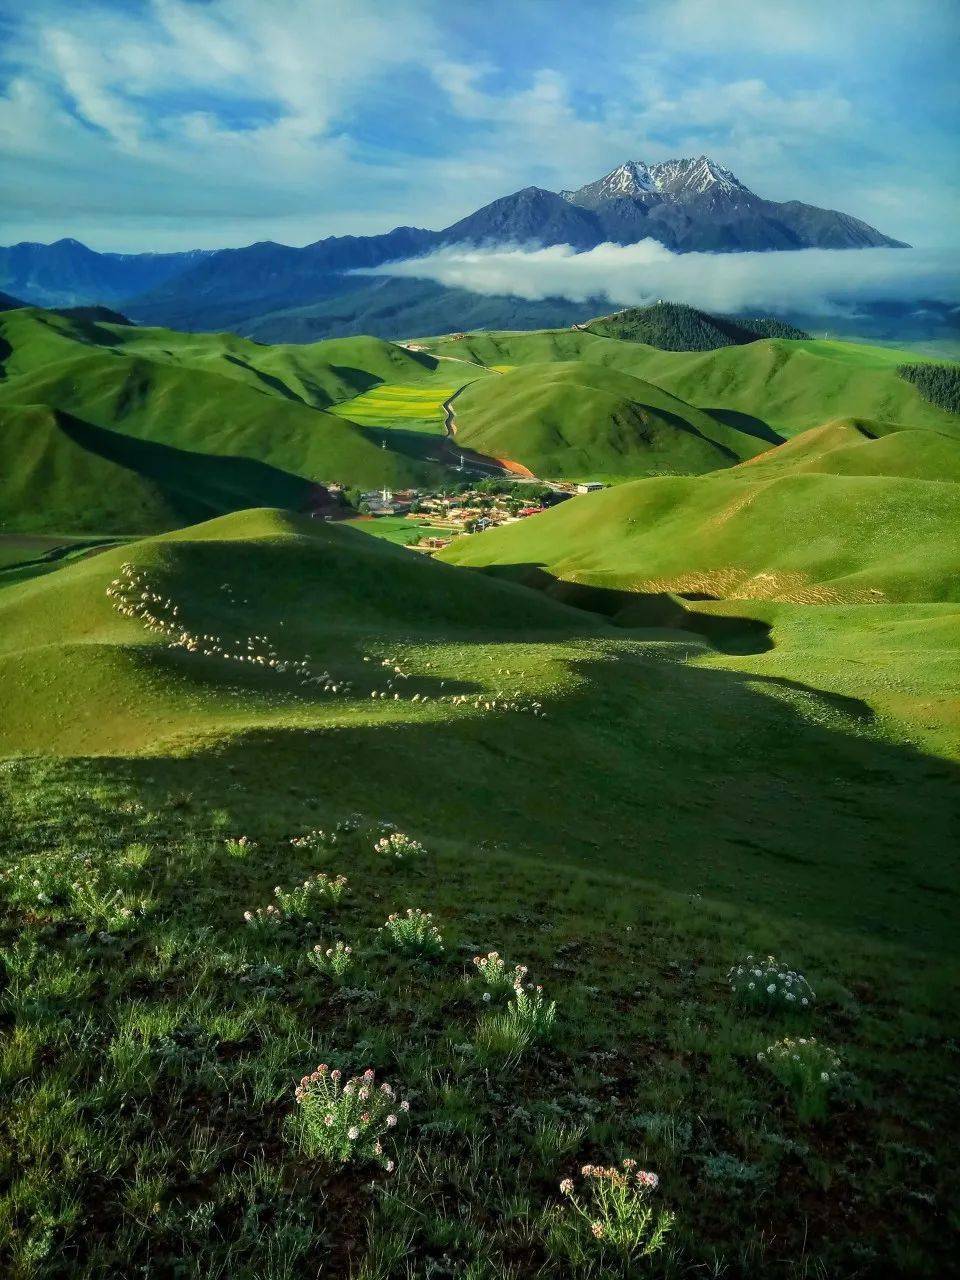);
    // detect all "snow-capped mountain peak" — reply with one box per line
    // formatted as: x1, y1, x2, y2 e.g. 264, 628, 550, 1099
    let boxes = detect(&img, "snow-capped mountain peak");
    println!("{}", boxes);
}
563, 156, 754, 207
561, 160, 658, 204
648, 155, 749, 197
